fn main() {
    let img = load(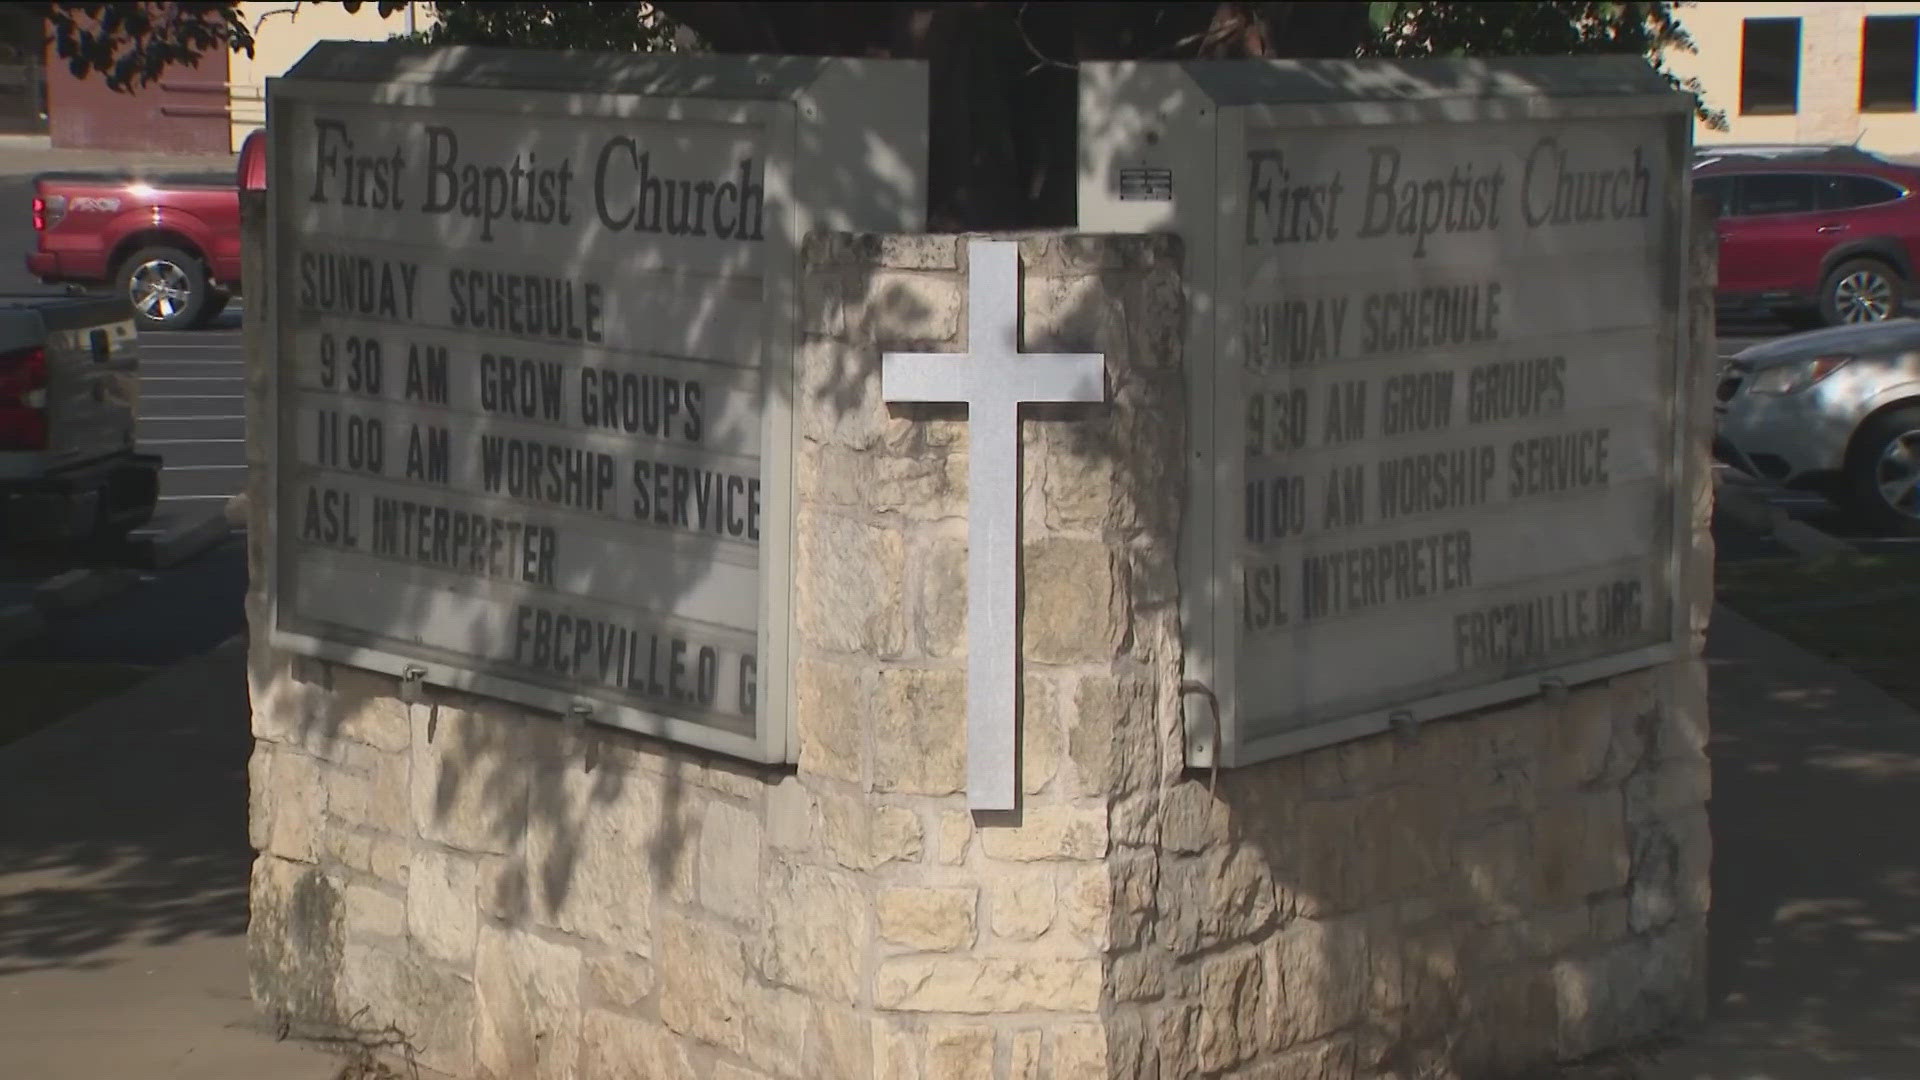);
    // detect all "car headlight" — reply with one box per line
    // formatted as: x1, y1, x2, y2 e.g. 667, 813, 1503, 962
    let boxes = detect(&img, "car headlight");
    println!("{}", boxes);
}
1747, 354, 1851, 395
